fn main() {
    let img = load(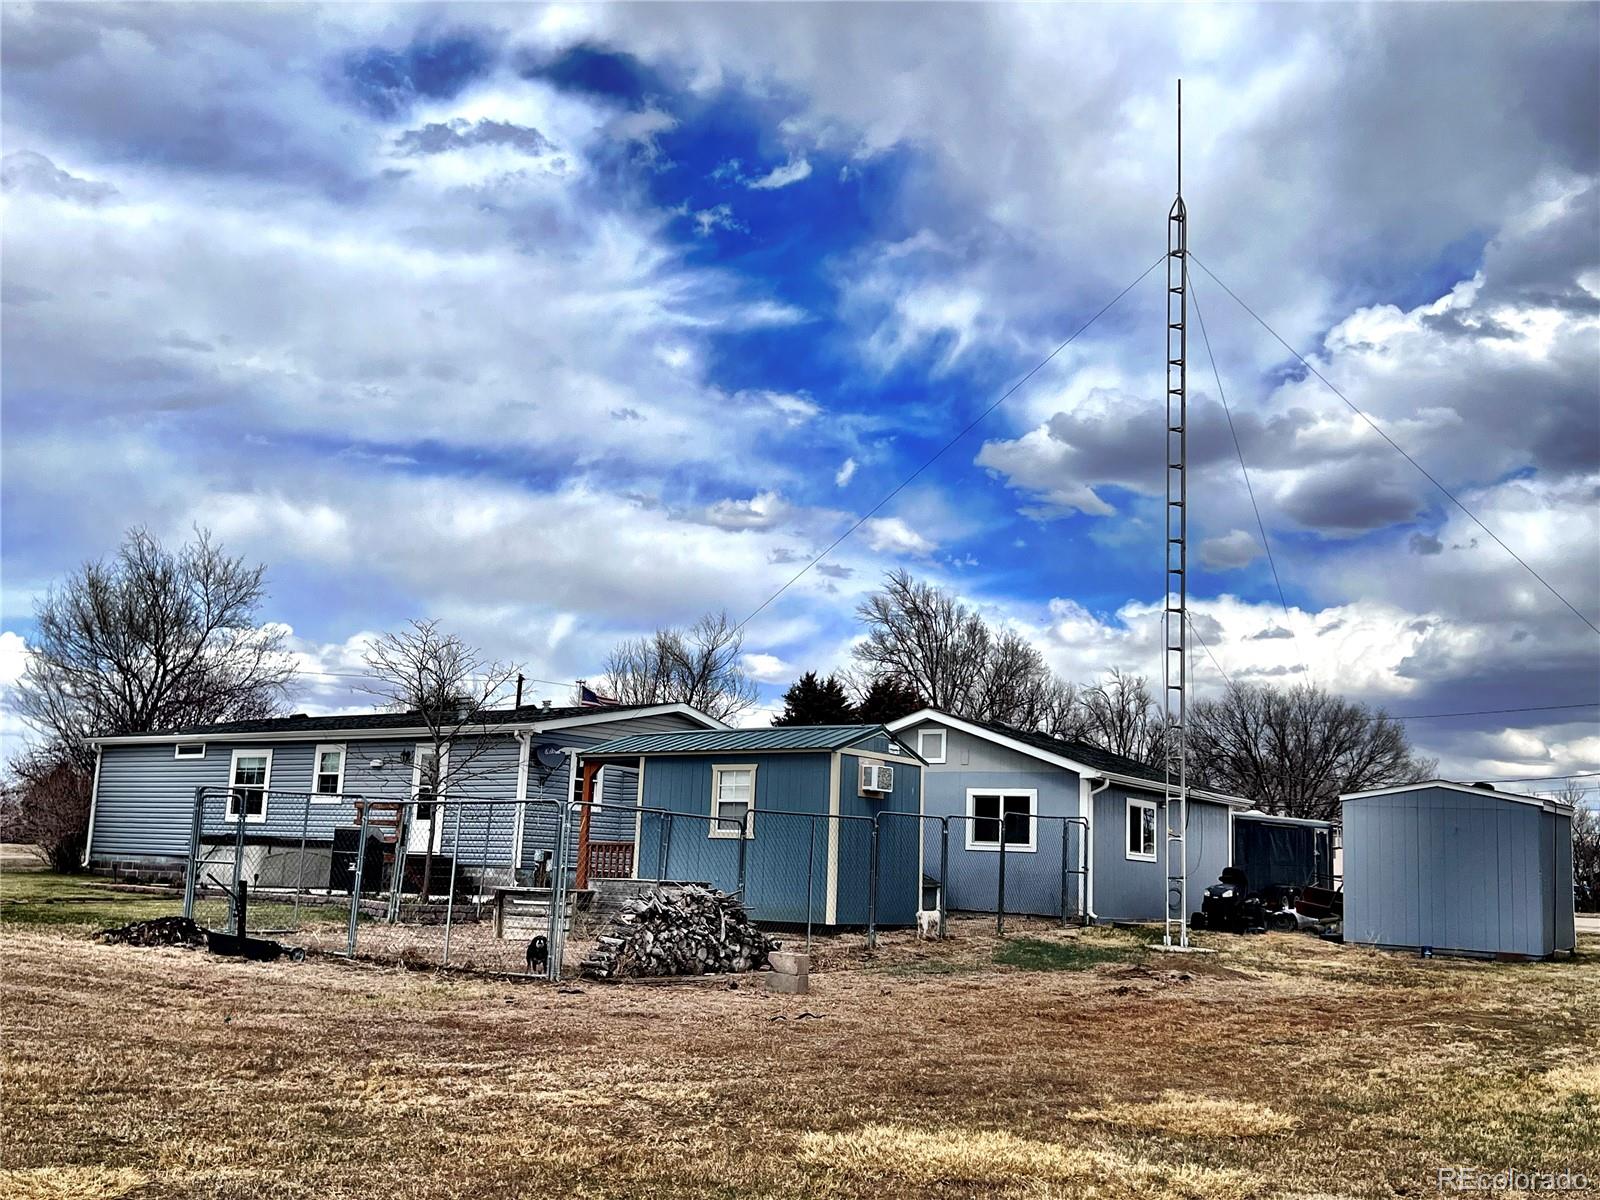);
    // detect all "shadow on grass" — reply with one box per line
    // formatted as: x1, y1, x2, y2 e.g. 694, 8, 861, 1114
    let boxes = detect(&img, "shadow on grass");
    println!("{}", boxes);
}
993, 936, 1146, 972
